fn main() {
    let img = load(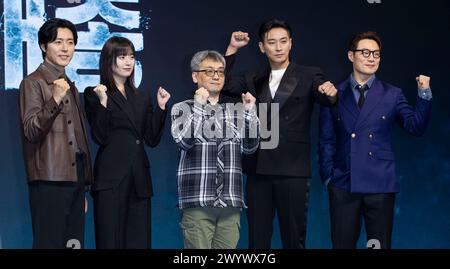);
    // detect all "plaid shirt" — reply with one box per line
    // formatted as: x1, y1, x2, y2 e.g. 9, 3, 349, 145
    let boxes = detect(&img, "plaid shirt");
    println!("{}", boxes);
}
171, 99, 260, 209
